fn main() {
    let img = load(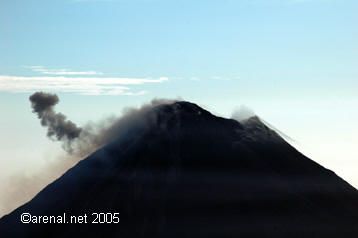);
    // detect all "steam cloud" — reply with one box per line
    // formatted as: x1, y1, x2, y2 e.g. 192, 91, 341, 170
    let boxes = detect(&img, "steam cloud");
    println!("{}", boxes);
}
231, 105, 255, 122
